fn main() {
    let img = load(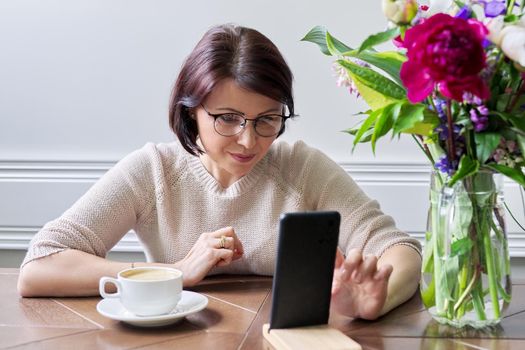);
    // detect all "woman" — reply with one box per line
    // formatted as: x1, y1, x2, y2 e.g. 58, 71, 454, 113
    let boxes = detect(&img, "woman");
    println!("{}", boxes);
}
17, 24, 421, 320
